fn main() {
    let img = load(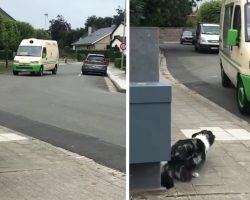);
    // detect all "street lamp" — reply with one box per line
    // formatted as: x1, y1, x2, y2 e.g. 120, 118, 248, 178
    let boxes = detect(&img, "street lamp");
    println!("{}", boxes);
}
44, 13, 48, 30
